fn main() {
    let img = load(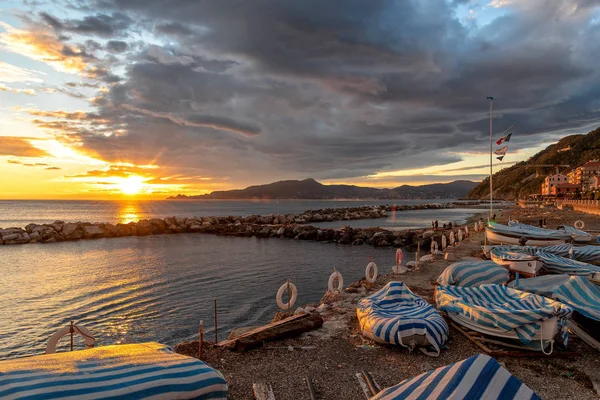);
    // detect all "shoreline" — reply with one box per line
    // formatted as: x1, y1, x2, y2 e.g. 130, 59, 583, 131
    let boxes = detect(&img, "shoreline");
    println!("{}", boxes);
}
0, 202, 485, 247
173, 205, 600, 399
